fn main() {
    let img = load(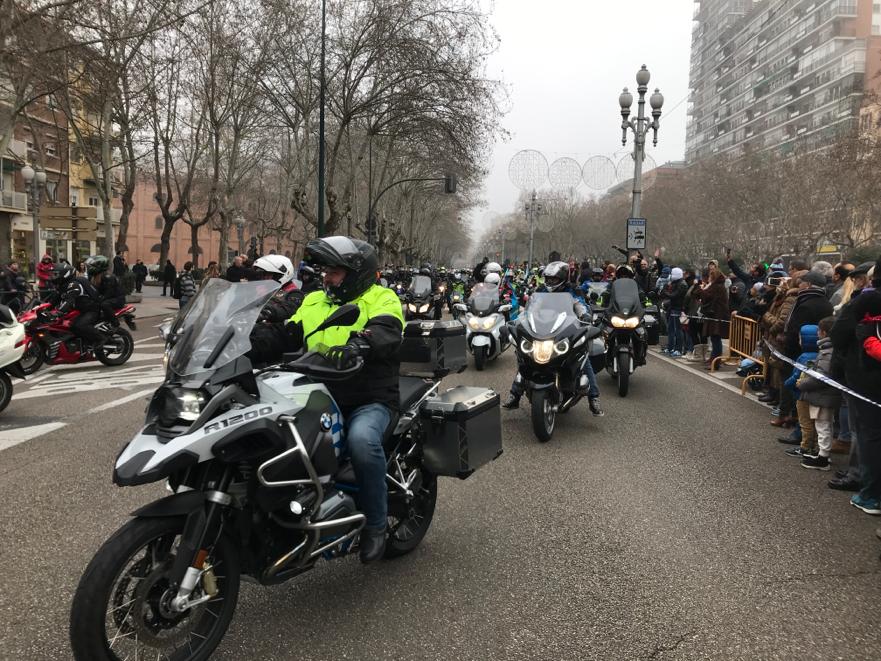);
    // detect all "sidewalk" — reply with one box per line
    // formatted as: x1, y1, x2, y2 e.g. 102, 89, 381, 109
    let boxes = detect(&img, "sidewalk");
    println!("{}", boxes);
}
129, 284, 180, 320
